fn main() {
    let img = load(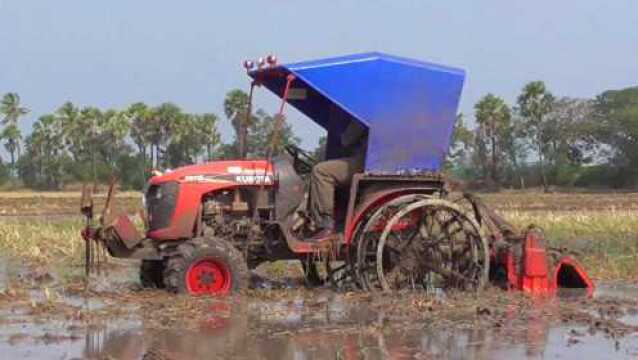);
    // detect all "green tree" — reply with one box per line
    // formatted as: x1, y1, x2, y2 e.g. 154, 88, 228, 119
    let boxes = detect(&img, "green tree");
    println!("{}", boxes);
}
1, 124, 22, 170
80, 106, 104, 180
448, 114, 474, 161
128, 103, 151, 158
164, 112, 220, 167
250, 110, 301, 158
166, 113, 201, 167
474, 94, 512, 187
543, 98, 595, 185
589, 86, 638, 184
56, 104, 133, 182
19, 114, 70, 189
56, 102, 83, 161
501, 116, 527, 188
127, 102, 153, 180
98, 109, 131, 167
0, 93, 29, 170
223, 89, 251, 158
446, 114, 476, 179
151, 103, 181, 168
216, 143, 240, 160
517, 81, 555, 191
313, 136, 327, 161
197, 113, 221, 161
0, 160, 9, 186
